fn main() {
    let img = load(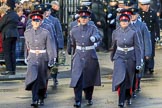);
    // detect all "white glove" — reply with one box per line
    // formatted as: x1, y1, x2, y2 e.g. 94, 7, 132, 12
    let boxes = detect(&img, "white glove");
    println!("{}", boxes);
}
94, 43, 98, 47
110, 19, 115, 24
107, 13, 112, 18
155, 37, 160, 42
90, 36, 96, 42
54, 58, 56, 64
24, 59, 28, 65
136, 66, 142, 70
